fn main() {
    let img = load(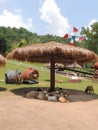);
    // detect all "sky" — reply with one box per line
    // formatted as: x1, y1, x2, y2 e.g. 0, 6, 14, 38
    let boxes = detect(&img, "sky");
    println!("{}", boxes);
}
0, 0, 98, 36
